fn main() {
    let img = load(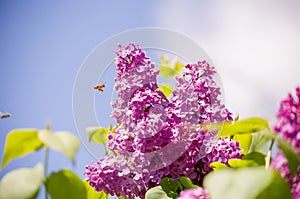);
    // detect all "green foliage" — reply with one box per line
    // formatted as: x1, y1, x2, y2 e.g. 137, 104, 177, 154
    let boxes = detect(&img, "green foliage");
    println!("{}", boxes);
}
228, 159, 259, 168
86, 127, 109, 145
157, 84, 173, 98
83, 180, 109, 199
203, 167, 292, 199
278, 138, 300, 176
145, 186, 171, 199
219, 117, 269, 137
233, 133, 252, 155
159, 56, 184, 78
47, 170, 87, 199
242, 151, 266, 166
1, 129, 43, 168
179, 176, 198, 189
210, 162, 228, 171
38, 130, 80, 163
0, 163, 43, 199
